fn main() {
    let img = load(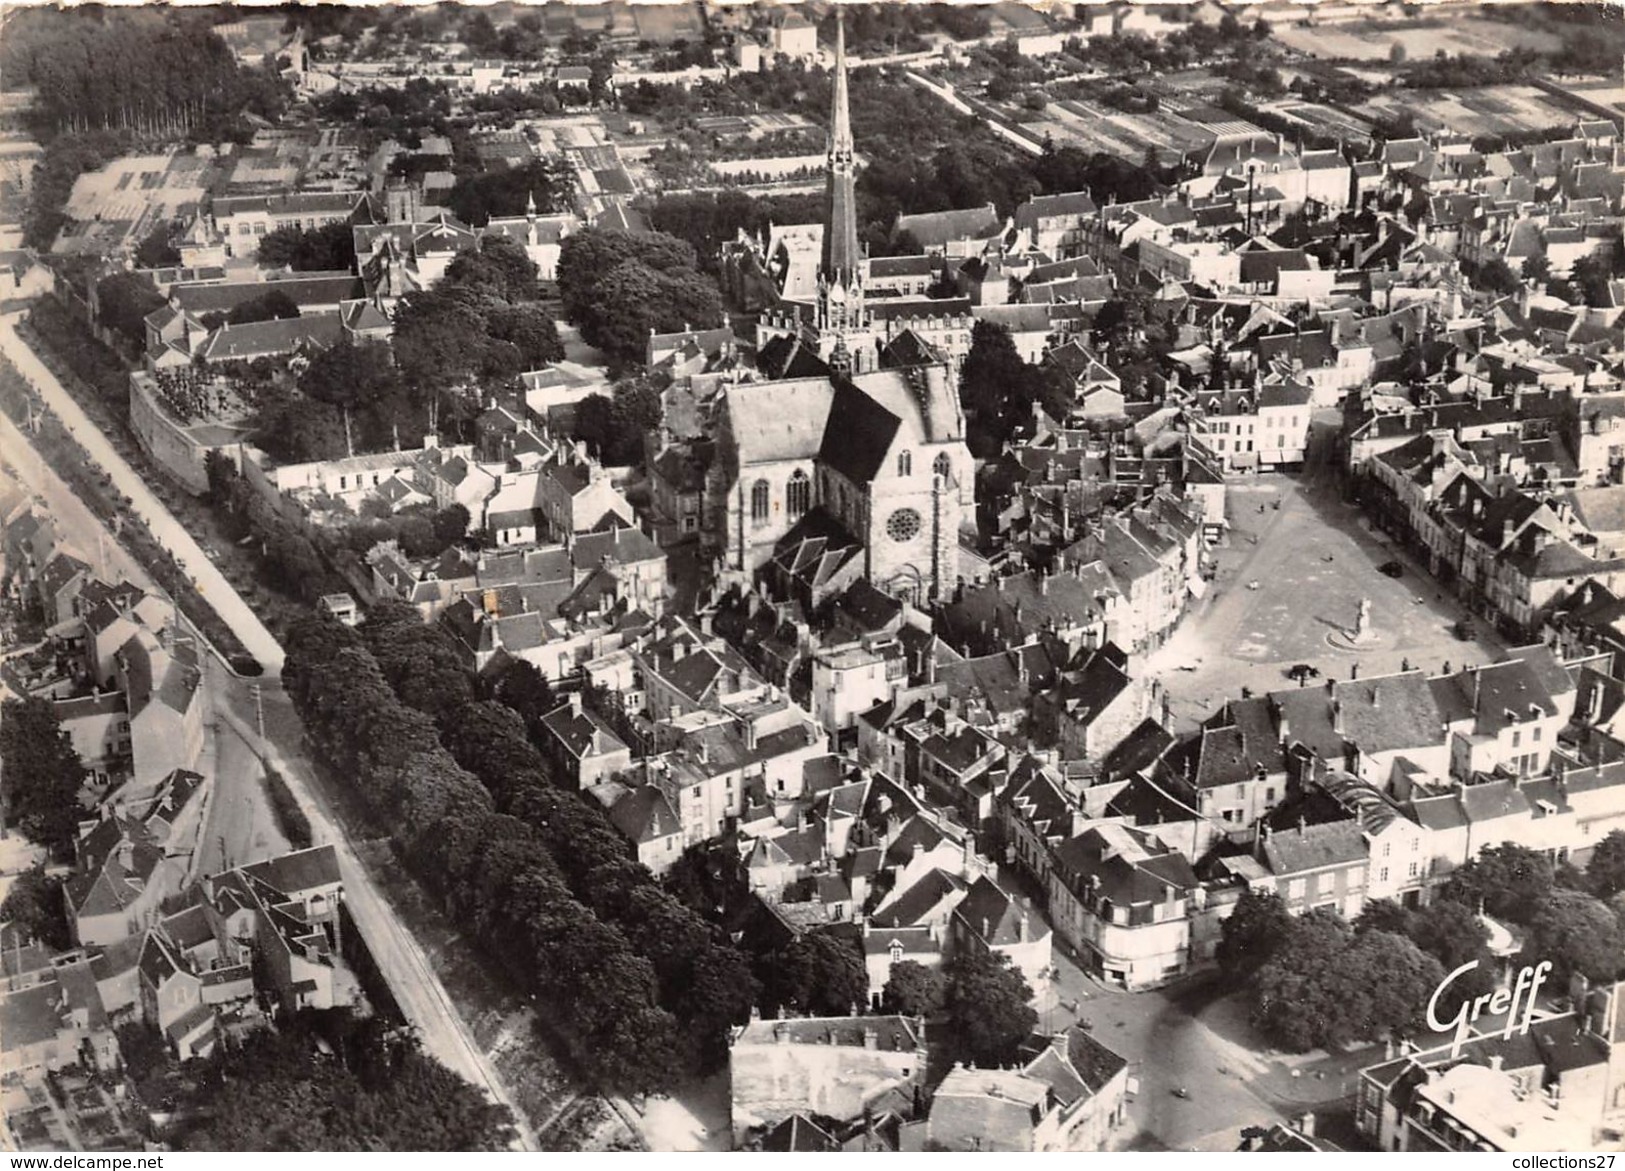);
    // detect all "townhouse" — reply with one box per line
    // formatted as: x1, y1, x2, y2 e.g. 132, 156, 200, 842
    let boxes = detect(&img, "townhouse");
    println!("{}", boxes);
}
1047, 822, 1200, 990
